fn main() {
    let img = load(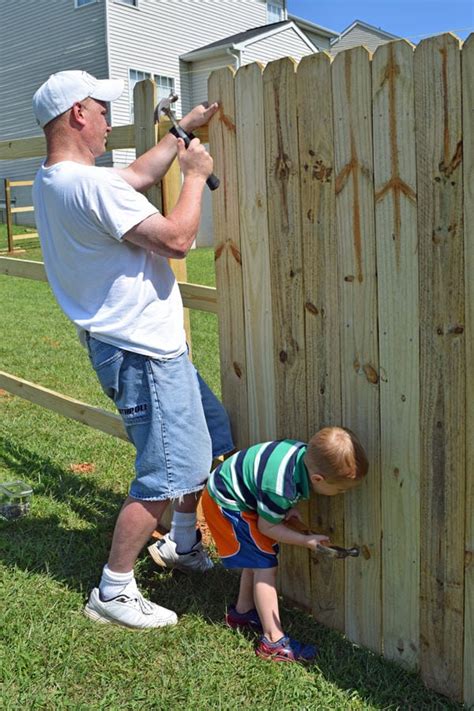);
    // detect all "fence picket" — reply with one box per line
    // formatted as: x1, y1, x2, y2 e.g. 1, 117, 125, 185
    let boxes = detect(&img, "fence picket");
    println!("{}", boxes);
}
462, 33, 474, 708
414, 33, 465, 700
296, 52, 344, 631
263, 56, 311, 609
372, 40, 420, 668
332, 46, 381, 652
208, 67, 249, 449
235, 62, 277, 443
